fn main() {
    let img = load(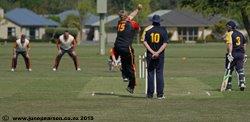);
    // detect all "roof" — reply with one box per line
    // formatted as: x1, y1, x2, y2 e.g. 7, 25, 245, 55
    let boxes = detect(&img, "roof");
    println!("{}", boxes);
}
5, 8, 58, 27
94, 15, 119, 27
148, 10, 171, 17
84, 14, 99, 26
58, 9, 80, 22
105, 15, 119, 27
143, 10, 212, 27
85, 14, 119, 27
